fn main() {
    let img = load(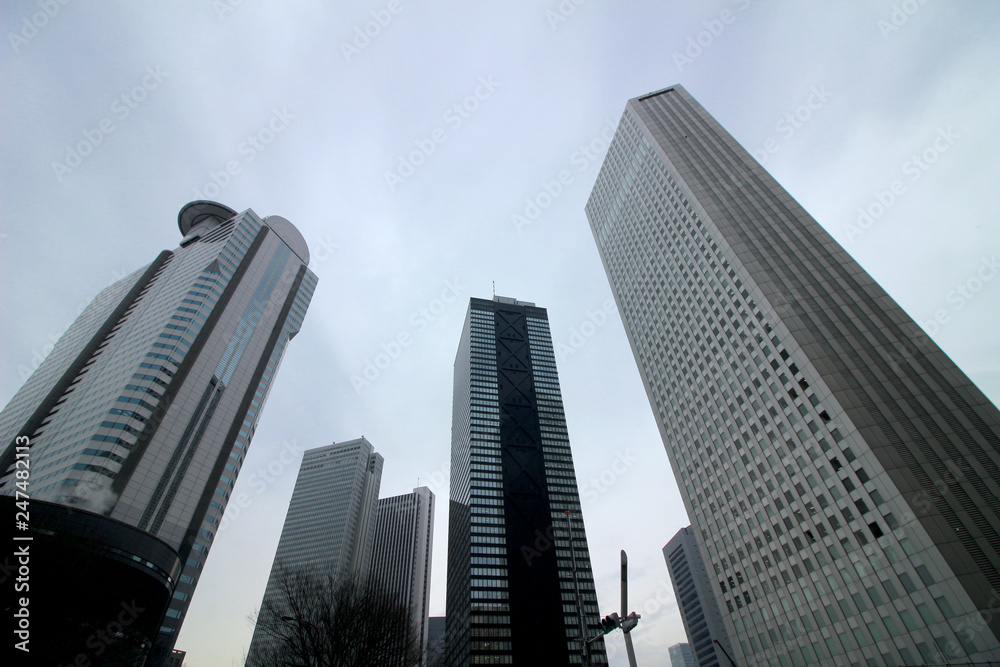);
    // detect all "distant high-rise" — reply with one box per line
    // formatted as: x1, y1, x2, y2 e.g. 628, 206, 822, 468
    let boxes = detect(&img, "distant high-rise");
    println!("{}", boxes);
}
248, 438, 384, 659
446, 296, 606, 665
370, 486, 435, 664
0, 201, 316, 663
587, 84, 1000, 664
664, 526, 733, 667
668, 643, 696, 667
427, 617, 446, 667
